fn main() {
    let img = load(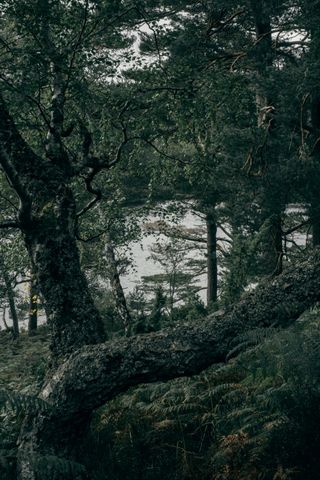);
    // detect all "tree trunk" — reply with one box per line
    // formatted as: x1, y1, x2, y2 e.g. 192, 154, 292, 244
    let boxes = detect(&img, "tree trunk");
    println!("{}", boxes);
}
263, 212, 284, 276
28, 272, 38, 336
251, 2, 284, 276
310, 89, 320, 247
5, 273, 19, 339
23, 192, 106, 359
206, 210, 218, 305
2, 307, 9, 331
310, 203, 320, 247
273, 214, 284, 275
16, 248, 320, 479
0, 95, 106, 360
0, 258, 19, 338
105, 239, 131, 335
